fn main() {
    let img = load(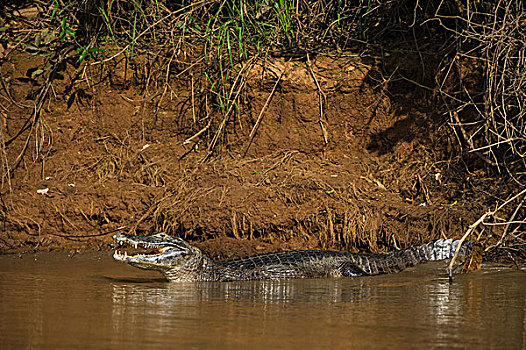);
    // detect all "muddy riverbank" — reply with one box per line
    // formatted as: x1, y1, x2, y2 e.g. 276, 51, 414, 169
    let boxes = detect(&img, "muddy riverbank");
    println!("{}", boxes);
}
1, 2, 523, 264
